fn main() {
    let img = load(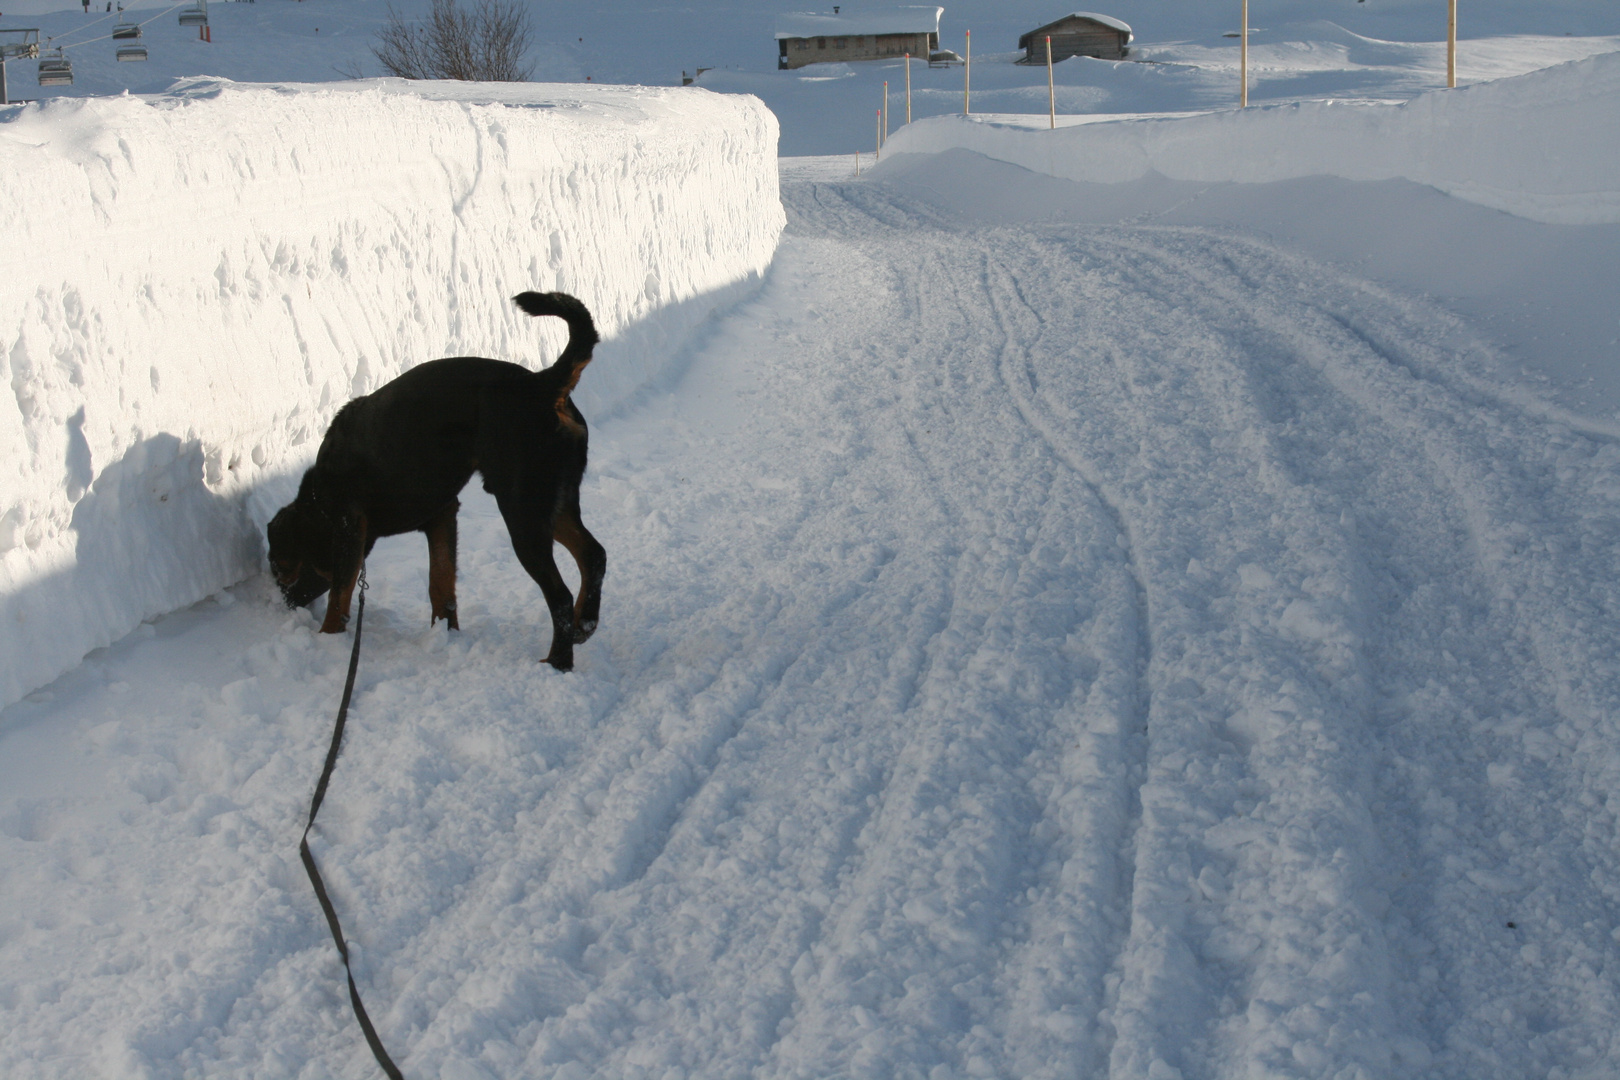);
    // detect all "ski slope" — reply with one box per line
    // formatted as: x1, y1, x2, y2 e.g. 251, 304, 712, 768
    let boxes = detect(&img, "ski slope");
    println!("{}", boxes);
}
5, 159, 1620, 1079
